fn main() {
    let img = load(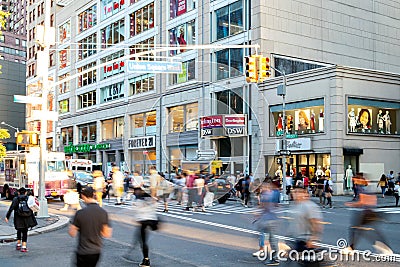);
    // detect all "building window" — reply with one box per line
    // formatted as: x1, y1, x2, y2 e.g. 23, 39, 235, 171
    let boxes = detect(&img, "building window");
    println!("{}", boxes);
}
101, 19, 125, 48
129, 37, 154, 61
78, 90, 97, 109
347, 98, 400, 135
270, 98, 325, 136
215, 48, 243, 81
58, 20, 71, 44
78, 62, 97, 87
168, 103, 198, 133
169, 59, 195, 85
101, 82, 124, 103
101, 0, 126, 20
79, 123, 97, 143
58, 73, 70, 94
129, 74, 154, 95
131, 111, 157, 137
129, 2, 154, 37
102, 117, 124, 140
169, 20, 195, 56
61, 127, 73, 146
215, 89, 243, 115
274, 56, 327, 77
59, 48, 70, 69
58, 99, 69, 114
78, 33, 97, 60
100, 50, 125, 80
78, 5, 97, 33
169, 0, 195, 19
49, 52, 55, 67
213, 1, 243, 41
